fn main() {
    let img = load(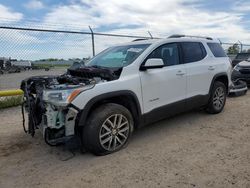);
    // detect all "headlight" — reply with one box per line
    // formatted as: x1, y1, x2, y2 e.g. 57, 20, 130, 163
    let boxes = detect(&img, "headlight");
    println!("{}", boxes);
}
47, 89, 81, 103
233, 65, 240, 72
43, 85, 94, 105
